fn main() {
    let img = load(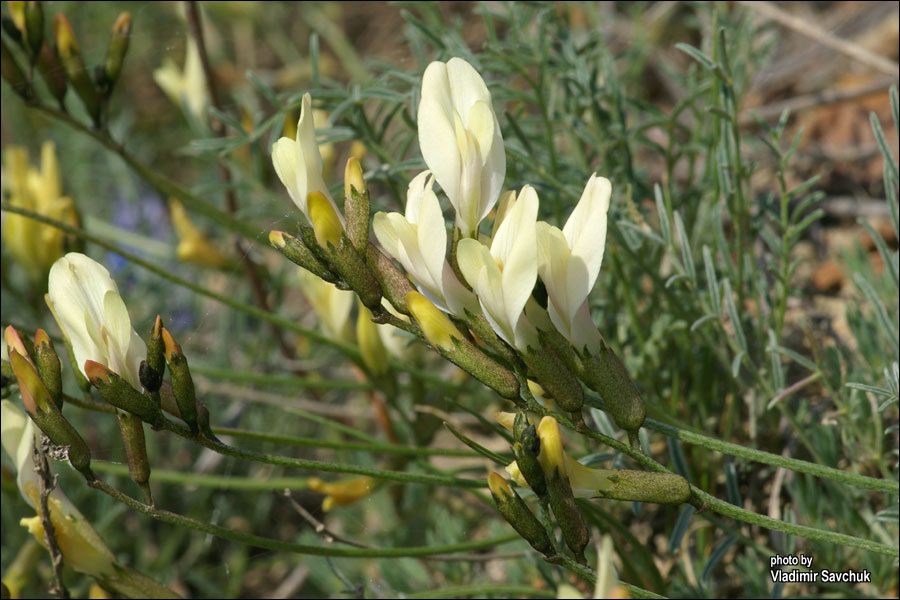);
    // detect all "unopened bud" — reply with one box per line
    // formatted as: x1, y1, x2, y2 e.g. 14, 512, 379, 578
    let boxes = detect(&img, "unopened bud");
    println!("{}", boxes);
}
52, 14, 101, 124
581, 337, 645, 443
161, 328, 198, 433
269, 230, 338, 284
591, 470, 691, 505
9, 351, 92, 478
33, 329, 62, 409
488, 472, 554, 556
85, 361, 164, 427
116, 411, 152, 503
141, 315, 165, 393
536, 417, 588, 563
406, 292, 519, 400
343, 157, 369, 255
102, 12, 130, 93
307, 192, 343, 248
23, 1, 43, 60
35, 41, 67, 104
522, 343, 583, 413
304, 195, 382, 310
0, 37, 31, 100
